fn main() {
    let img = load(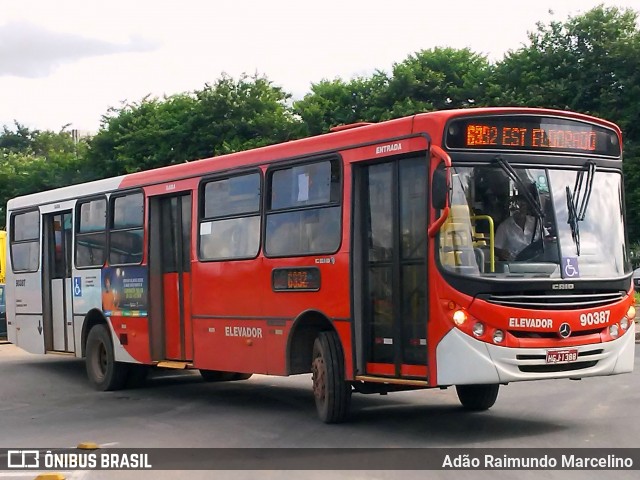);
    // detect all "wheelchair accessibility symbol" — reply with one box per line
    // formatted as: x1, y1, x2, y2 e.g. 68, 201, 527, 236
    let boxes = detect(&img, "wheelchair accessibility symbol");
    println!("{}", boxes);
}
563, 257, 580, 278
73, 277, 82, 296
